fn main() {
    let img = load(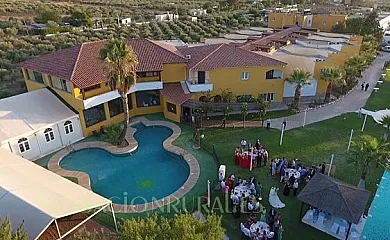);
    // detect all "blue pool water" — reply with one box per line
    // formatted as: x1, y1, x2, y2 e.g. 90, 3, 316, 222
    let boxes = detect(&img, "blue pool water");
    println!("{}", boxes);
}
360, 171, 390, 240
60, 124, 190, 204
